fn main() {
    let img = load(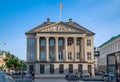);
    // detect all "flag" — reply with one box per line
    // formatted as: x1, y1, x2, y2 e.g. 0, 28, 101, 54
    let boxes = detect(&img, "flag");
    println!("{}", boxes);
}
60, 3, 63, 9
